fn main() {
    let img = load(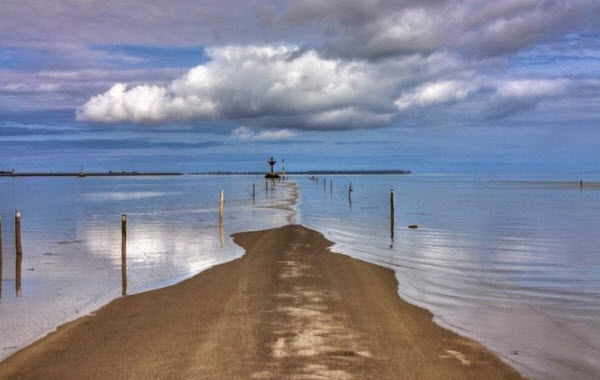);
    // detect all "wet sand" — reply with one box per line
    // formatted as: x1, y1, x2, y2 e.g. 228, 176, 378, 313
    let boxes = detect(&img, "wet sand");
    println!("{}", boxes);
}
0, 225, 523, 379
